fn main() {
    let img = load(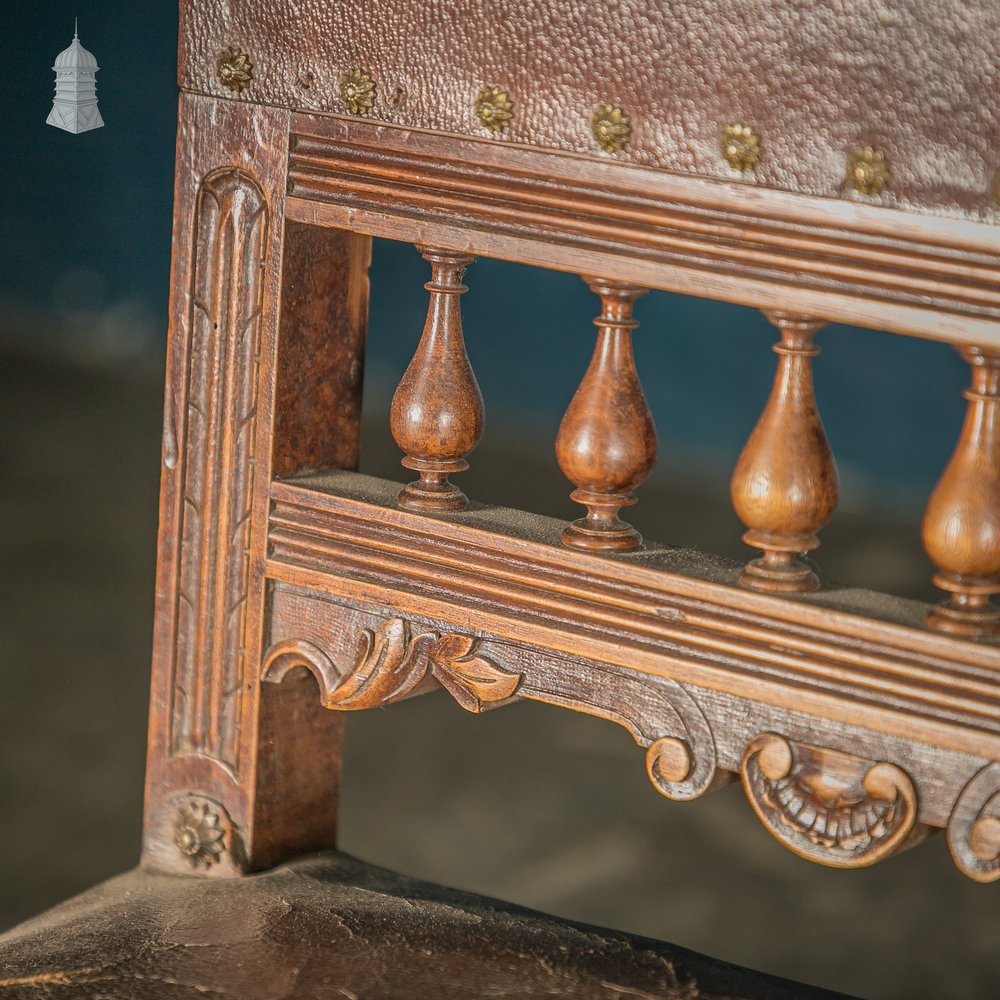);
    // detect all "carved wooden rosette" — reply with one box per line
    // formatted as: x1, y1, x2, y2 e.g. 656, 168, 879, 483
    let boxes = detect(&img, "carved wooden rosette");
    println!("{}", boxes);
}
731, 312, 838, 593
557, 278, 656, 551
264, 618, 521, 714
947, 762, 1000, 882
740, 733, 920, 868
145, 793, 240, 876
390, 247, 483, 512
923, 347, 1000, 637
